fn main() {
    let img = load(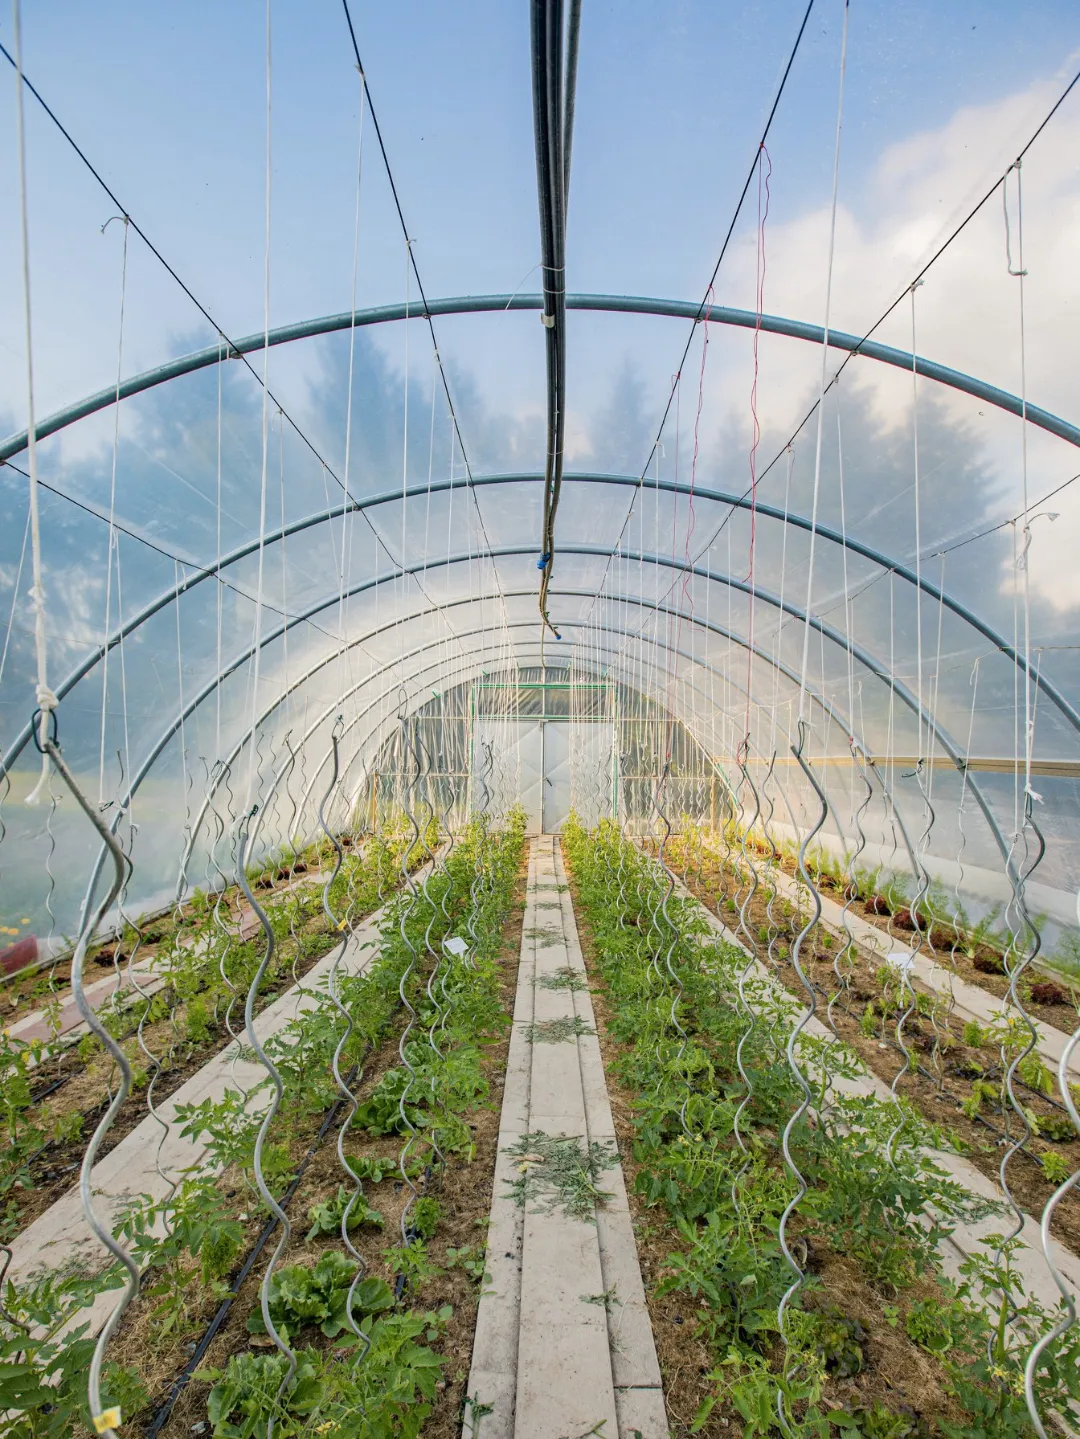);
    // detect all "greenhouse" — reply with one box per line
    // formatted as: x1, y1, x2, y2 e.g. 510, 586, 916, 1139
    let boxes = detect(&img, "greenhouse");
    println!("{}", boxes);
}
2, 2, 1080, 1435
